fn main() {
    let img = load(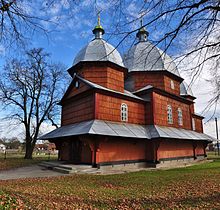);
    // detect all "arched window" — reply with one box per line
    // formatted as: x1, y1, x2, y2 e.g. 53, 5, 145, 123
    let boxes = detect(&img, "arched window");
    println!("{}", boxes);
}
192, 118, 196, 131
75, 81, 80, 88
178, 108, 183, 126
121, 103, 128, 122
167, 105, 173, 124
170, 80, 175, 89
